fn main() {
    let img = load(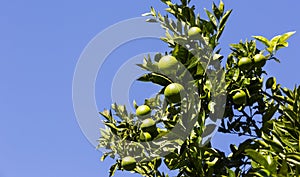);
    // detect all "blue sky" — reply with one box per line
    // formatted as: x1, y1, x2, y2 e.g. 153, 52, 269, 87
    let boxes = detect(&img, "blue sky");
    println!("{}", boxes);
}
1, 0, 300, 177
